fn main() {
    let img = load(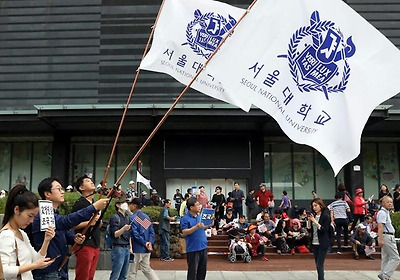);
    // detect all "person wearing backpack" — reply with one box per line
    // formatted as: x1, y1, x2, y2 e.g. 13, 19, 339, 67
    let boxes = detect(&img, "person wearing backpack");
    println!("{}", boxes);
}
109, 195, 131, 280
